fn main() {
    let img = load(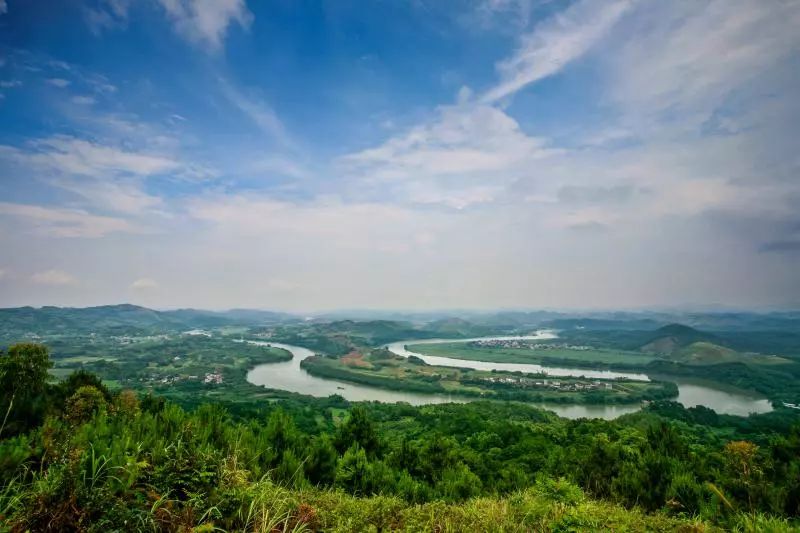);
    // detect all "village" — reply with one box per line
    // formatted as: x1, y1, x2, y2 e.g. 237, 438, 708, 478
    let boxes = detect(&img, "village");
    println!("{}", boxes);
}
469, 339, 594, 350
140, 371, 225, 386
479, 375, 613, 392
